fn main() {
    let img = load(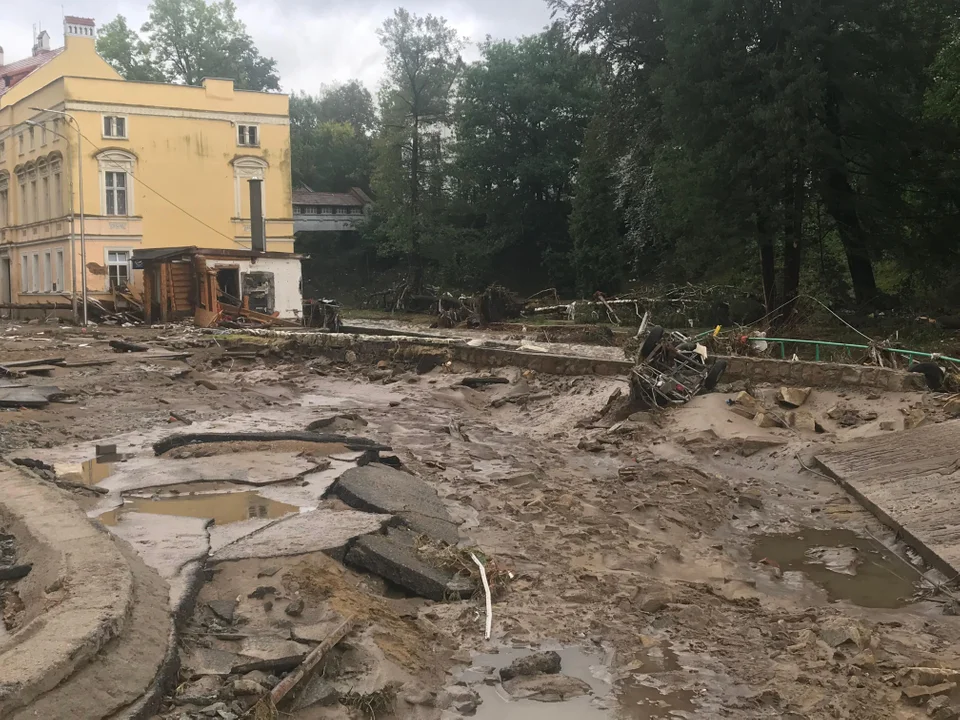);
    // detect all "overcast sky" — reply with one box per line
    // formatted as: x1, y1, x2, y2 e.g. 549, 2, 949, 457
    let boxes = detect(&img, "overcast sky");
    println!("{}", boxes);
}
0, 0, 556, 93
